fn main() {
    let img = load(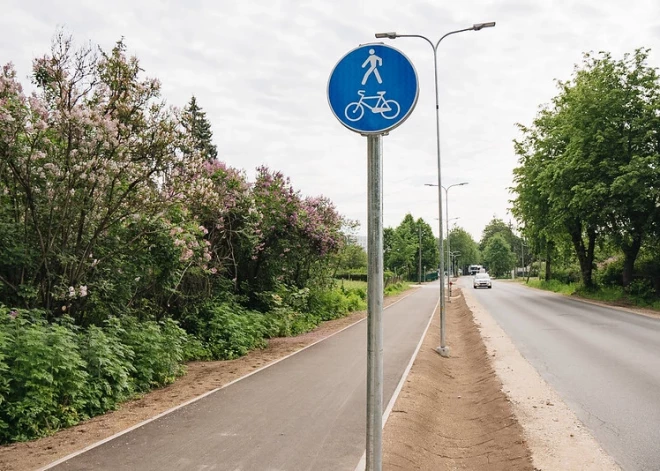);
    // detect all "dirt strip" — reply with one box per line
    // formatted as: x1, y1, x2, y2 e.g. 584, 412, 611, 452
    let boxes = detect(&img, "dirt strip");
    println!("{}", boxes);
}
0, 289, 415, 471
462, 286, 620, 471
383, 288, 534, 470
